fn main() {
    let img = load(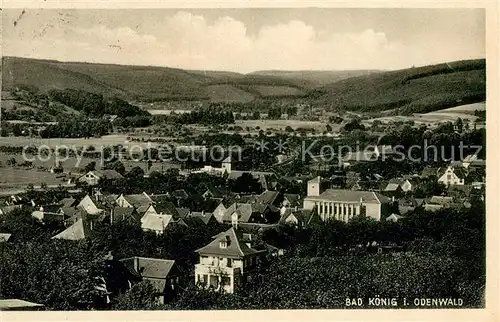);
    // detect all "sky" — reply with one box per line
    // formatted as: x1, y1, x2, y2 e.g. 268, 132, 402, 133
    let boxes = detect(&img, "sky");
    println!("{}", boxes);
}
1, 8, 485, 73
